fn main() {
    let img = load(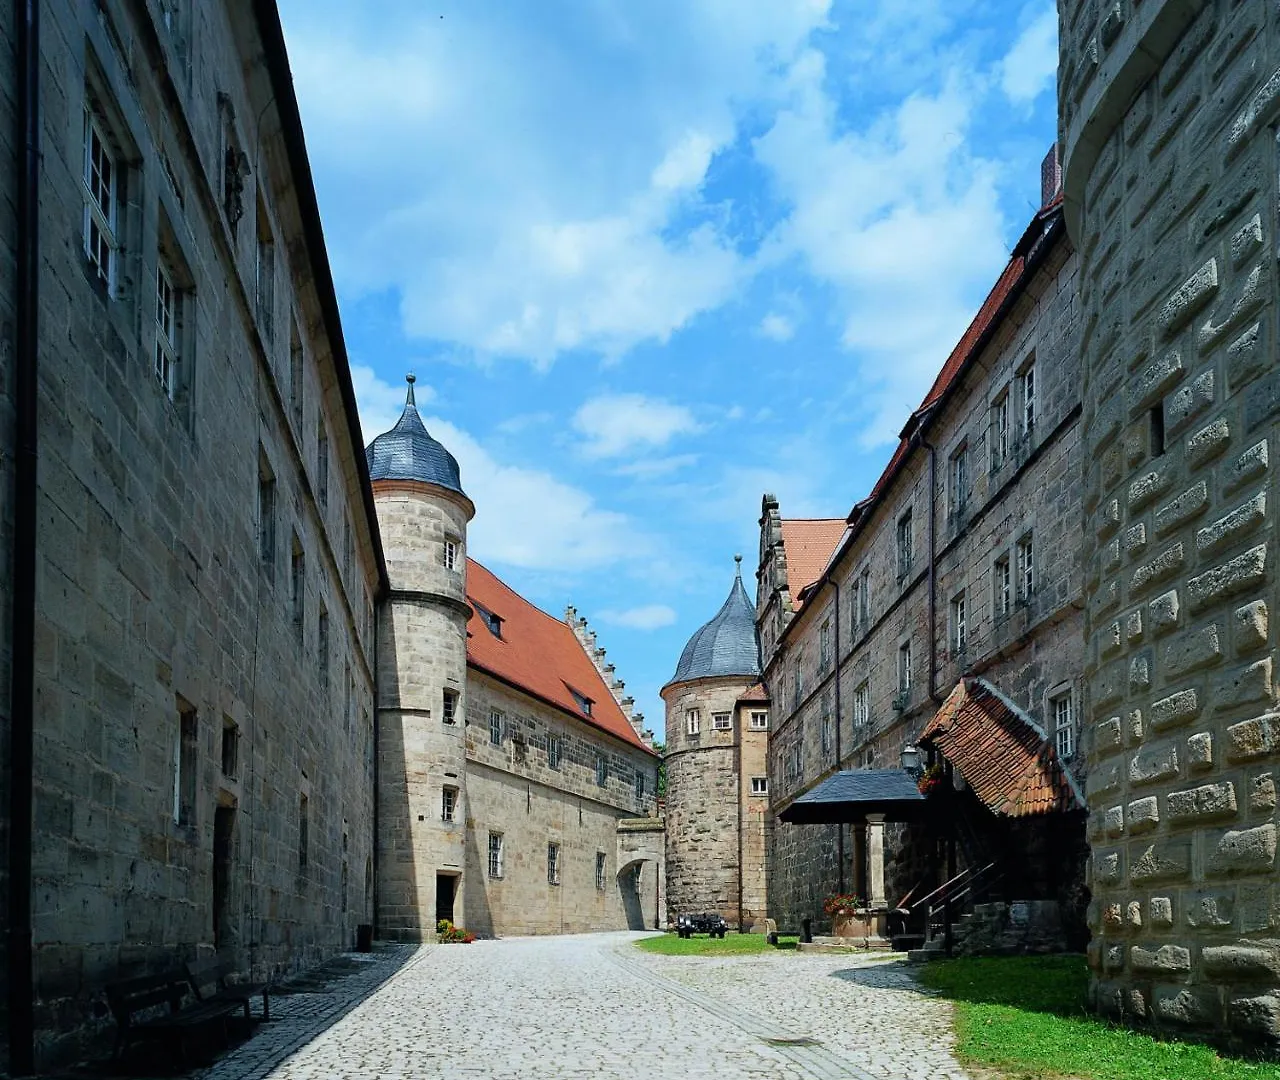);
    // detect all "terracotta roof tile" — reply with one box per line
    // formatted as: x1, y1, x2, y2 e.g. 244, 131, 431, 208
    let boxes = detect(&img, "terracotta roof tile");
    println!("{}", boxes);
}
465, 560, 654, 754
737, 682, 770, 703
780, 519, 846, 609
919, 678, 1083, 817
